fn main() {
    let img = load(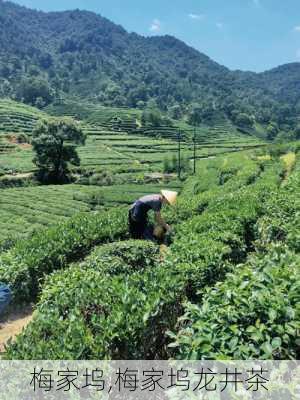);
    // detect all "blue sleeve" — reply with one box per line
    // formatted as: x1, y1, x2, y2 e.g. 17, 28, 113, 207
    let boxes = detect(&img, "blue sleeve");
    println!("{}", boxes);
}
0, 284, 11, 315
